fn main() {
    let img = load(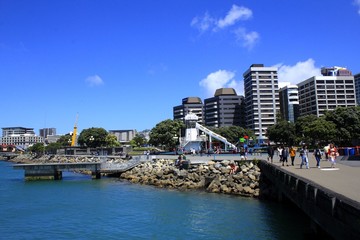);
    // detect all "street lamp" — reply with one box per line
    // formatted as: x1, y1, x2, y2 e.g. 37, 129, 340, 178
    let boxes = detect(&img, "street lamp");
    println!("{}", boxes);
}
173, 134, 179, 154
89, 136, 94, 147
